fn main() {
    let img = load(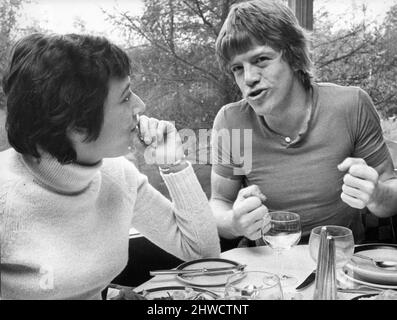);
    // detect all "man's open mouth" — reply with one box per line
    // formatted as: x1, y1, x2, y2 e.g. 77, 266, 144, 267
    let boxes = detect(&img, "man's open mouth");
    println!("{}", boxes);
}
248, 89, 267, 98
